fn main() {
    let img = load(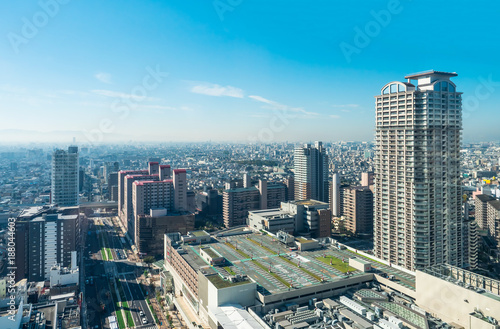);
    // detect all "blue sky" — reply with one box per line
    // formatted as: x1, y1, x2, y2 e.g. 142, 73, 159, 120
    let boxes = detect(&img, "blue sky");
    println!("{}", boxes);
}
0, 0, 499, 143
